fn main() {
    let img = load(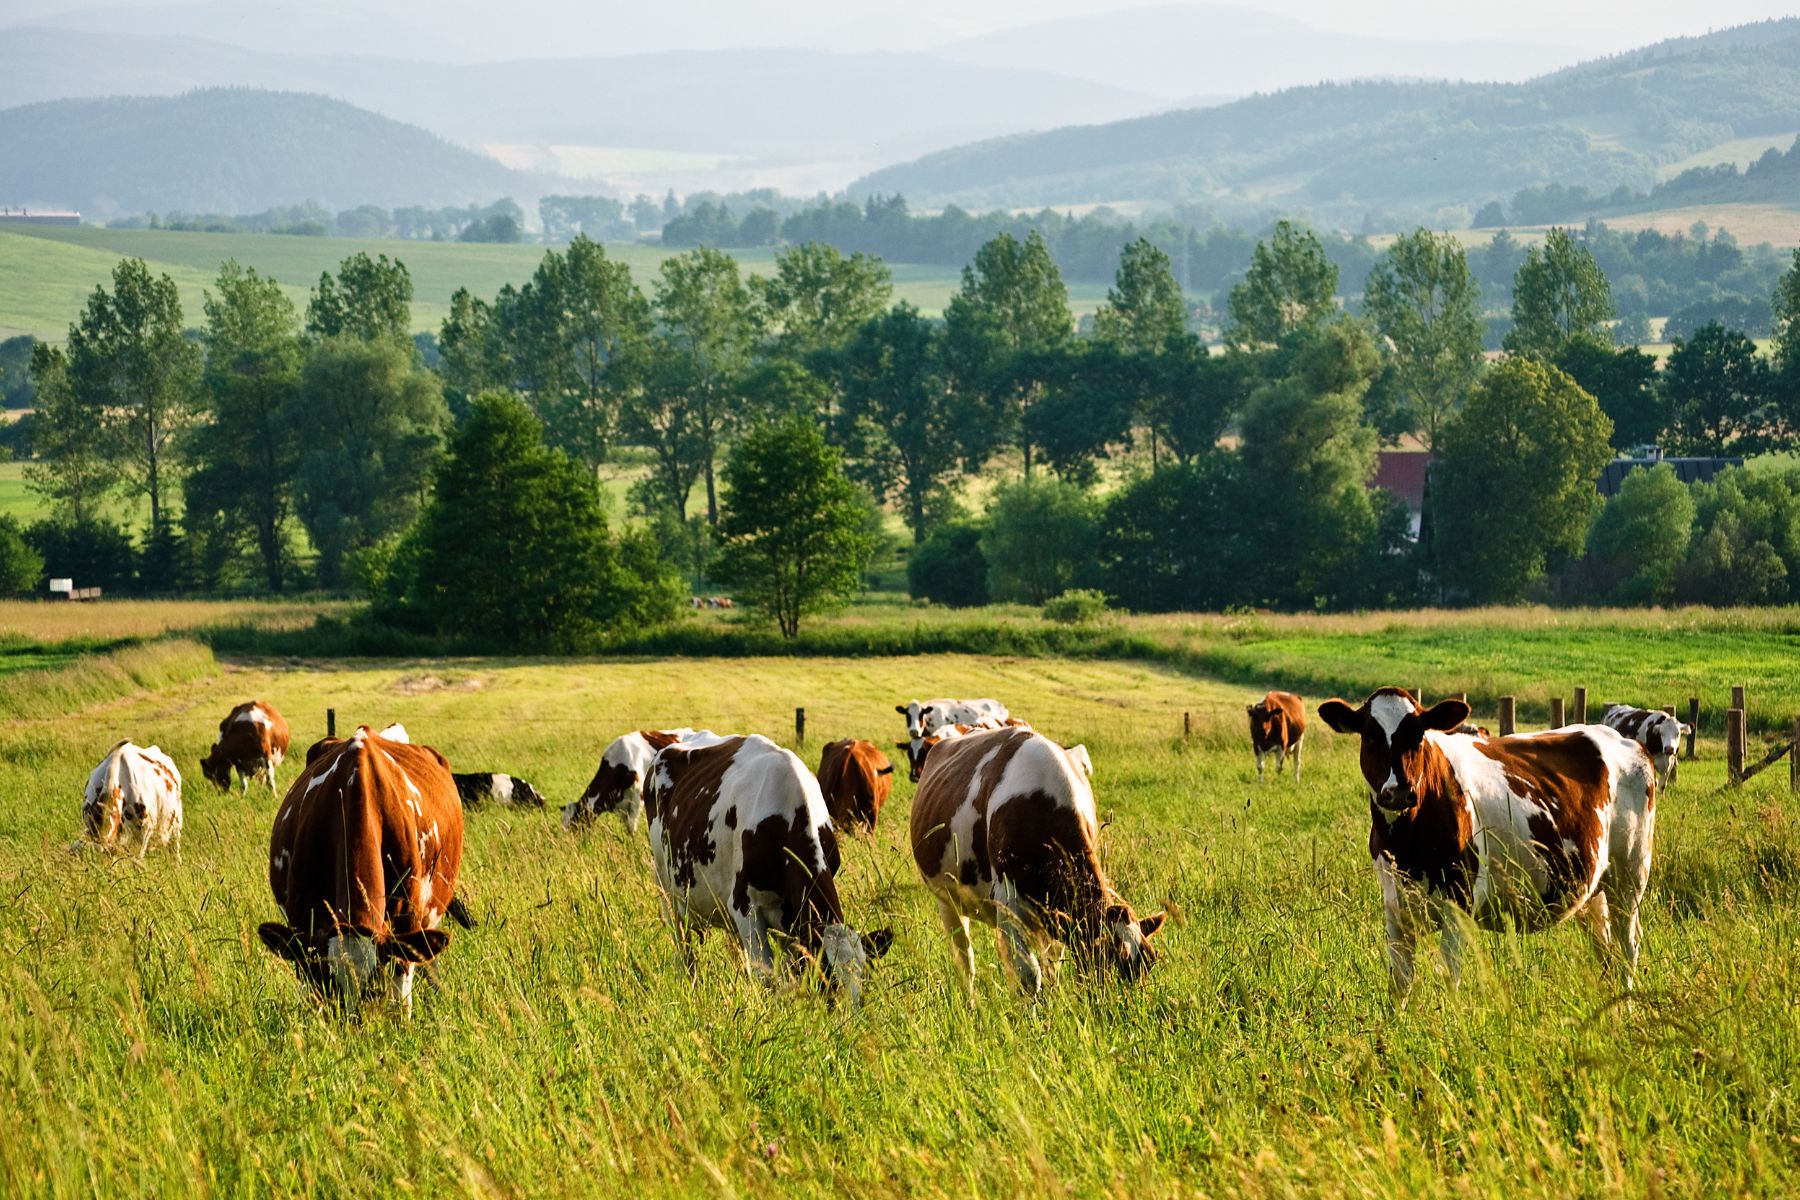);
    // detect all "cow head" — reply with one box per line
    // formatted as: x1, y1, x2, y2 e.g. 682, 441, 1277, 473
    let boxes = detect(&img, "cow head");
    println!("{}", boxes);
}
259, 921, 449, 1013
1318, 689, 1470, 812
510, 776, 547, 807
199, 744, 234, 791
1084, 901, 1164, 981
895, 701, 934, 739
818, 923, 894, 1007
565, 749, 639, 830
82, 785, 123, 847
